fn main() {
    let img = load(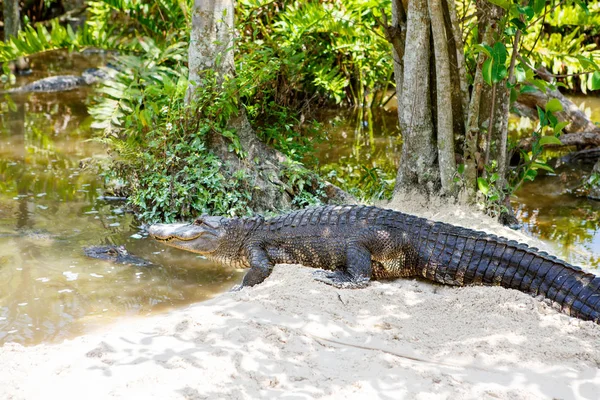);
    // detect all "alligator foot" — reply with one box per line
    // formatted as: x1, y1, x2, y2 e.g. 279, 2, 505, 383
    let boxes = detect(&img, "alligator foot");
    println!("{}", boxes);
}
312, 270, 369, 289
